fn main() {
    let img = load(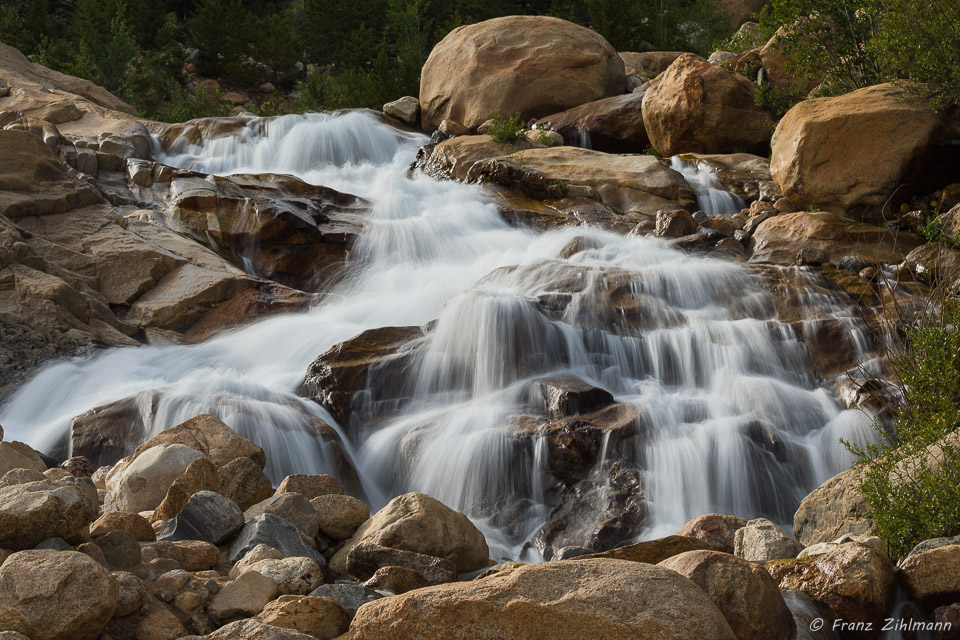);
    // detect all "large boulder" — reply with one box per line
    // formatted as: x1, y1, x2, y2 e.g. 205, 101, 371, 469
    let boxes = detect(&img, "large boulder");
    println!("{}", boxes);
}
749, 211, 919, 266
419, 16, 625, 132
899, 544, 960, 609
347, 559, 736, 639
107, 443, 205, 512
578, 534, 715, 563
0, 479, 97, 549
765, 542, 895, 639
219, 456, 274, 510
239, 557, 325, 596
642, 54, 774, 156
770, 84, 942, 214
229, 513, 326, 567
345, 541, 458, 585
134, 414, 266, 468
677, 514, 748, 554
660, 550, 796, 640
311, 494, 370, 541
793, 466, 876, 546
330, 492, 489, 576
0, 550, 119, 640
537, 93, 648, 153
